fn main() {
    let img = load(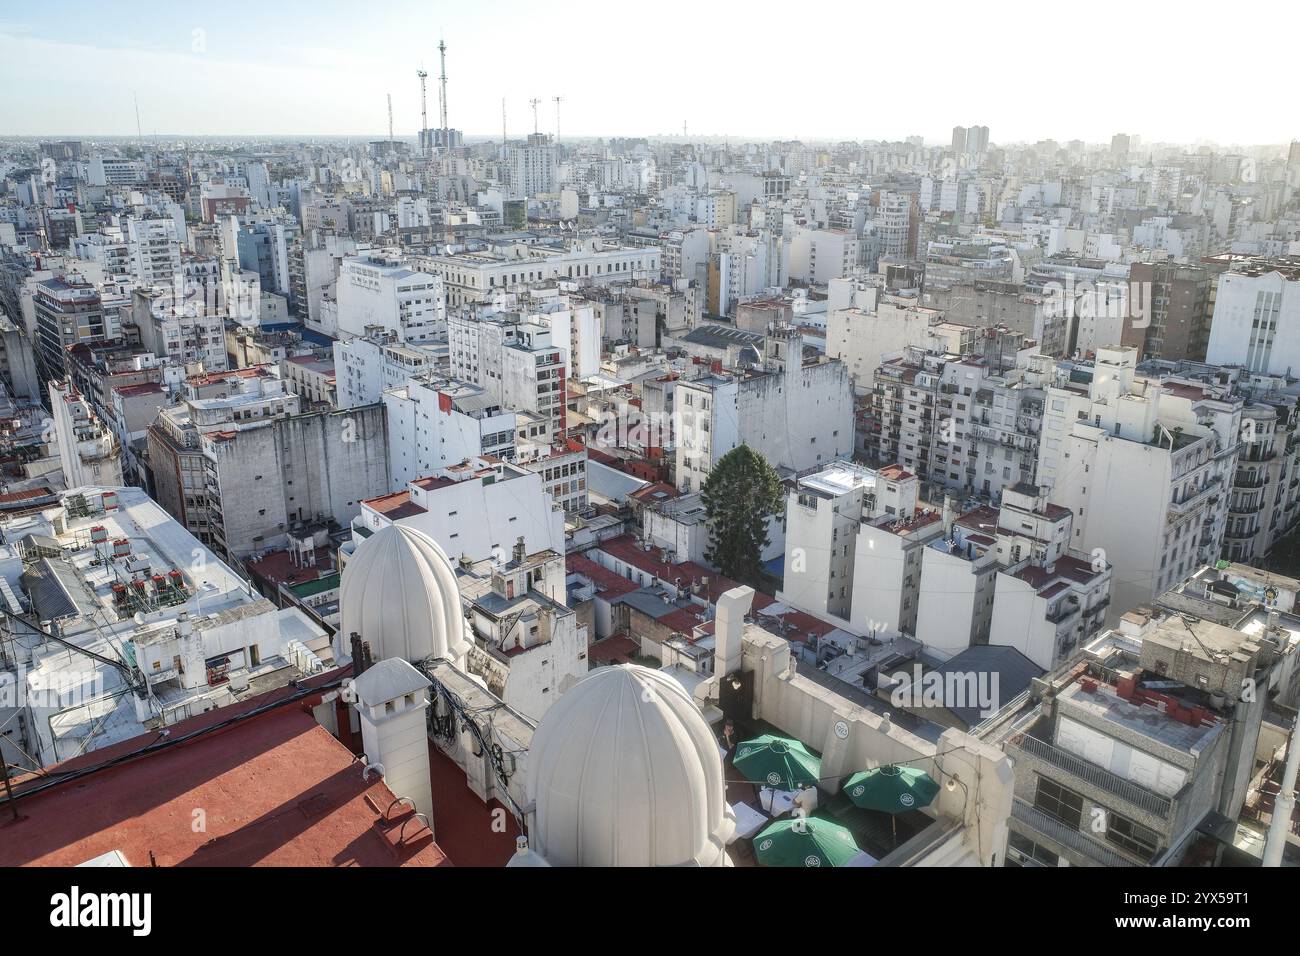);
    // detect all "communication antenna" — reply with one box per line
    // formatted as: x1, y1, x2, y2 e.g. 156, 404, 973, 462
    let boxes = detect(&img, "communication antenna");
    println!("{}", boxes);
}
502, 98, 507, 147
553, 95, 564, 143
387, 93, 394, 148
133, 93, 143, 145
529, 98, 541, 136
417, 68, 429, 157
438, 39, 449, 153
